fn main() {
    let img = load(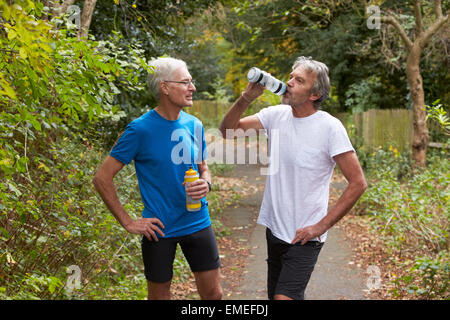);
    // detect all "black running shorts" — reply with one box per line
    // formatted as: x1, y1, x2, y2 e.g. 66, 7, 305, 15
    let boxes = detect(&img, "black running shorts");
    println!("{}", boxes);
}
141, 225, 221, 283
266, 228, 323, 300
